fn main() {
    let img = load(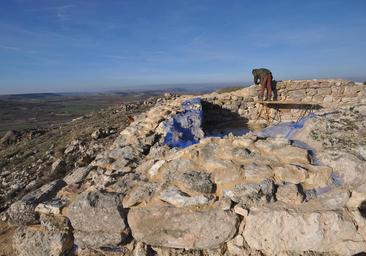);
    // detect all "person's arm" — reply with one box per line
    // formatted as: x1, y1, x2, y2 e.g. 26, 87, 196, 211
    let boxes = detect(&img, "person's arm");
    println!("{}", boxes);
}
253, 74, 259, 85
